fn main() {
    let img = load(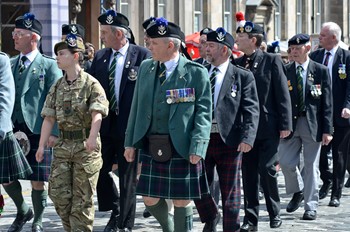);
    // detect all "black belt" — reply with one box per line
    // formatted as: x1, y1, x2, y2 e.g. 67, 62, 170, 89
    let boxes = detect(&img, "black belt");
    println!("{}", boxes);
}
60, 128, 90, 140
298, 111, 306, 117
